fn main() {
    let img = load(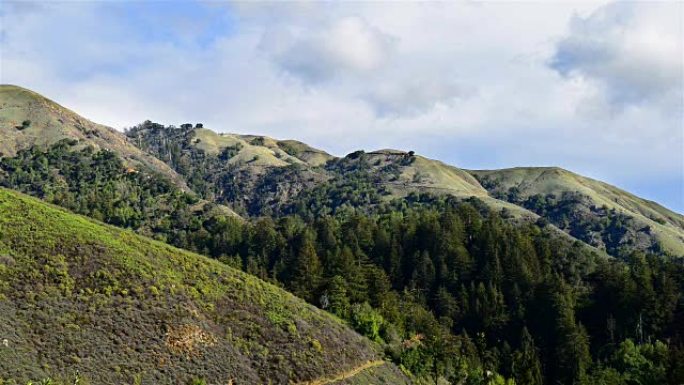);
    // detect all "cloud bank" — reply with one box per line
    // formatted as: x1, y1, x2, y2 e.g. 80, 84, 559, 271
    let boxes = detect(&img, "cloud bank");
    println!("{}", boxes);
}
265, 16, 395, 83
550, 2, 682, 111
1, 1, 682, 211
